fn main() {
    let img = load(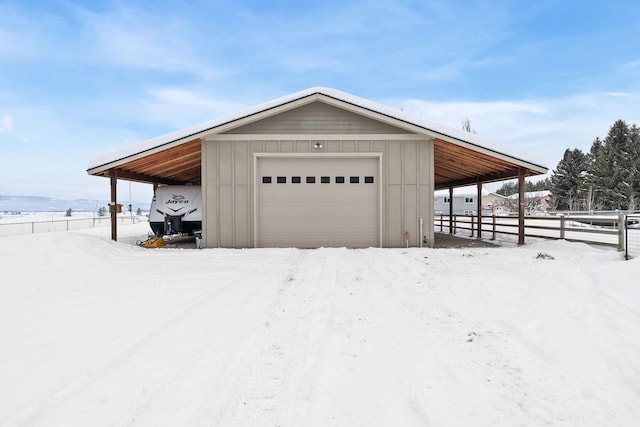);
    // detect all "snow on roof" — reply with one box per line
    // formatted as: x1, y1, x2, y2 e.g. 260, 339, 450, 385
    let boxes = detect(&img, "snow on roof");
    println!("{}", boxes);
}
507, 190, 552, 199
87, 87, 548, 172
